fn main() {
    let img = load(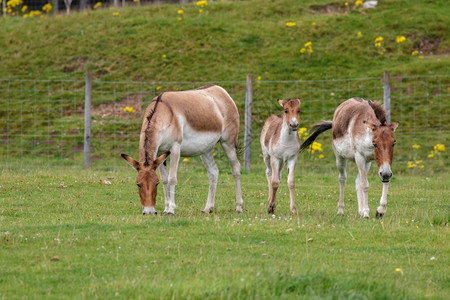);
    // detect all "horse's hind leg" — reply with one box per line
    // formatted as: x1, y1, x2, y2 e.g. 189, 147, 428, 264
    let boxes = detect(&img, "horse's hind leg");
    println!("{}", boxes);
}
286, 156, 298, 215
221, 142, 243, 213
200, 150, 219, 214
336, 156, 347, 216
